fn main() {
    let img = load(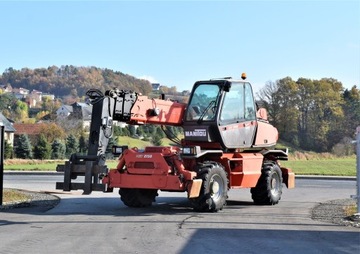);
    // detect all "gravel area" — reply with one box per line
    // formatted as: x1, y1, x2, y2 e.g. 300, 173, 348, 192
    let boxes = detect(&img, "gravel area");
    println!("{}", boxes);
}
312, 198, 360, 228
